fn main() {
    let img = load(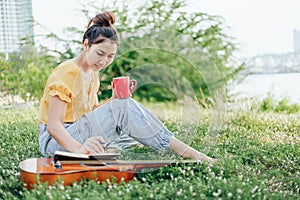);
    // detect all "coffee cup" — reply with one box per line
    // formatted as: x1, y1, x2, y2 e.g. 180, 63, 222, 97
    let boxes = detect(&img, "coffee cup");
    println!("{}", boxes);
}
112, 76, 137, 98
